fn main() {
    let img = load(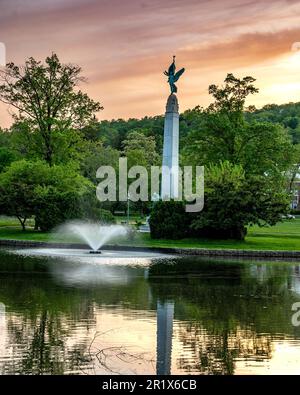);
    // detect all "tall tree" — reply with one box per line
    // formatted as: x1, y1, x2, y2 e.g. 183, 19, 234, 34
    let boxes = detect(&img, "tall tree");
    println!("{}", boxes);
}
182, 74, 294, 176
0, 160, 93, 230
0, 54, 102, 165
122, 130, 159, 168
